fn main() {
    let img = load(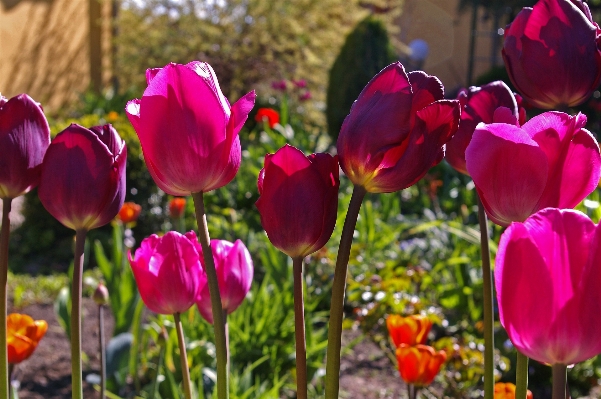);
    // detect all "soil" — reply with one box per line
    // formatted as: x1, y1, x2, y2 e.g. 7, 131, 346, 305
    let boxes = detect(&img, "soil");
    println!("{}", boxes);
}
10, 300, 406, 399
